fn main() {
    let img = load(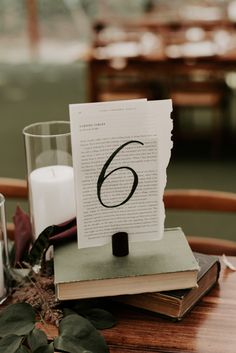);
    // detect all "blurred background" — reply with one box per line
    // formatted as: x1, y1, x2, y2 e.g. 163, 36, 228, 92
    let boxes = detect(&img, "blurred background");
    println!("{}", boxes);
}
0, 0, 236, 240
